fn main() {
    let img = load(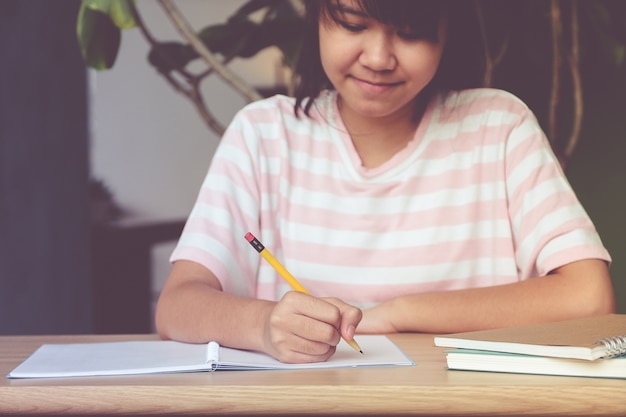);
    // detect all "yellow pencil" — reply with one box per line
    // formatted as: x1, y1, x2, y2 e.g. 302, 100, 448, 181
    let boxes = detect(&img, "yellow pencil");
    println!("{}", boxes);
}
245, 232, 363, 354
